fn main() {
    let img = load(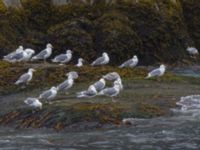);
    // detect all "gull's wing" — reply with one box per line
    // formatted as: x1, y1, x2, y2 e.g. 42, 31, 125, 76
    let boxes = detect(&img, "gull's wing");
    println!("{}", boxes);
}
91, 56, 105, 66
17, 73, 31, 83
57, 80, 70, 91
40, 90, 53, 99
101, 87, 117, 96
35, 49, 47, 59
12, 52, 24, 60
53, 54, 67, 62
119, 59, 133, 68
93, 81, 105, 91
24, 98, 35, 105
149, 68, 161, 77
